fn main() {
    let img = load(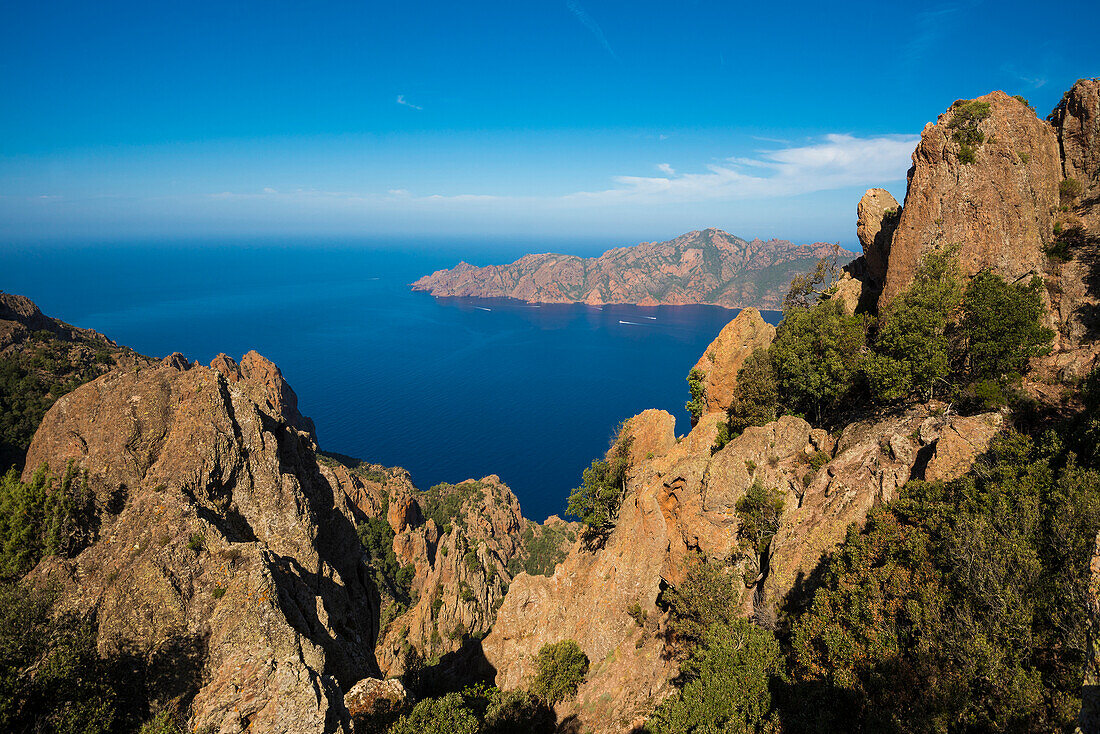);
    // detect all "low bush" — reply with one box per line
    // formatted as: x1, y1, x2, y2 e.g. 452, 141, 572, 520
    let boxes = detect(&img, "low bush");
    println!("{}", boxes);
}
531, 640, 589, 705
